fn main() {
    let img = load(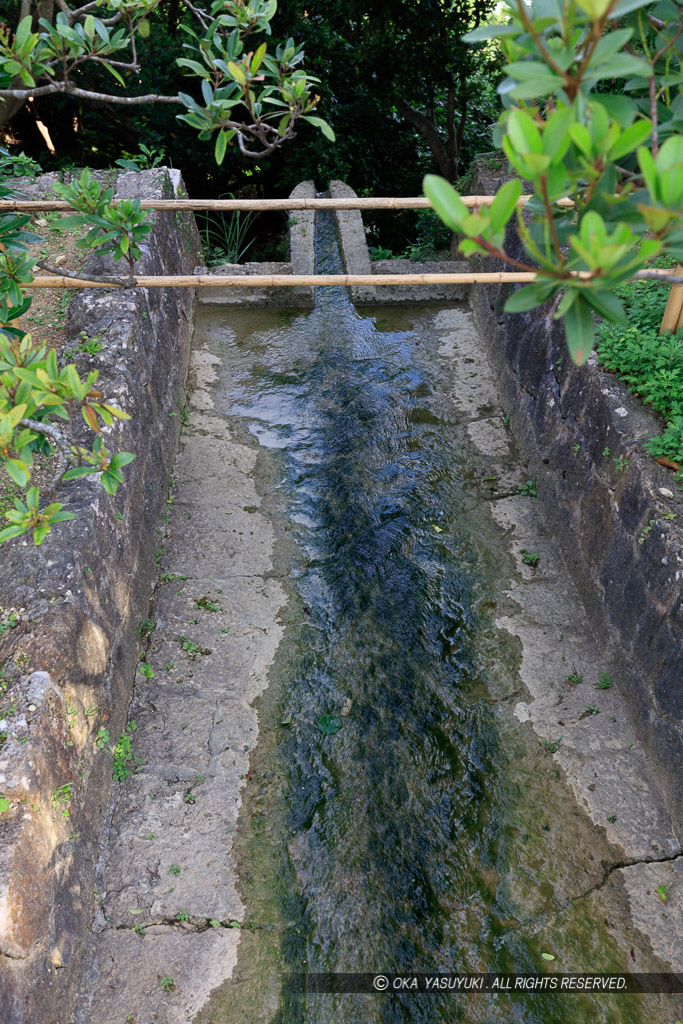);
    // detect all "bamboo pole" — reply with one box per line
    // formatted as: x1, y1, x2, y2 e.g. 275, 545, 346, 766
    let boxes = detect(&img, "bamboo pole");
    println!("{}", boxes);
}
659, 264, 683, 335
22, 269, 683, 289
0, 195, 574, 212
